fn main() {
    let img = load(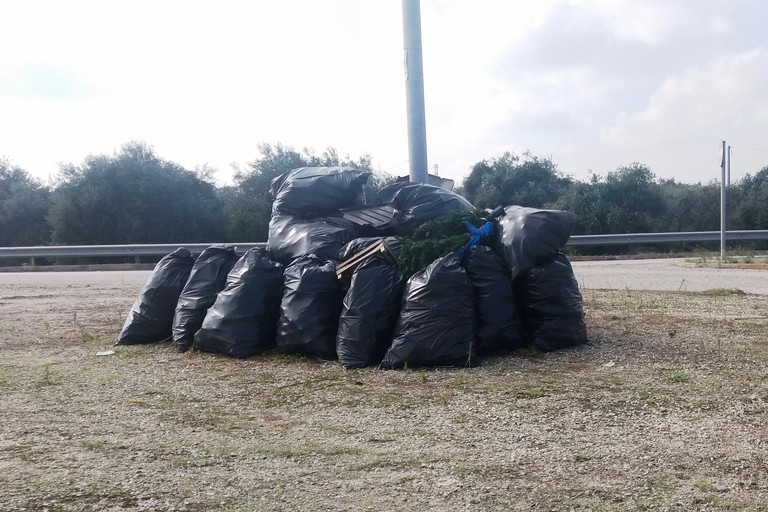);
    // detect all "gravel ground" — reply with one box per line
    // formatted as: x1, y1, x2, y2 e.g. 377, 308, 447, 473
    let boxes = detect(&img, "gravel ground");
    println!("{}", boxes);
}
1, 280, 767, 511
